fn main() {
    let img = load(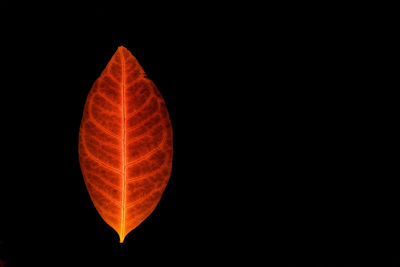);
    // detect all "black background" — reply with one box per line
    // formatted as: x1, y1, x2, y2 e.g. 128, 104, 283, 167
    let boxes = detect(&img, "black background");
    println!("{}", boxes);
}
0, 2, 397, 266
